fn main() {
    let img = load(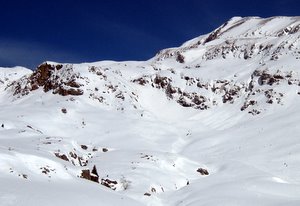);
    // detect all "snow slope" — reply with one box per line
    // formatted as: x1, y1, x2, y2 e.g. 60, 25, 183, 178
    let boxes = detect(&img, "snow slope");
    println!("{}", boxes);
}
1, 16, 300, 205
